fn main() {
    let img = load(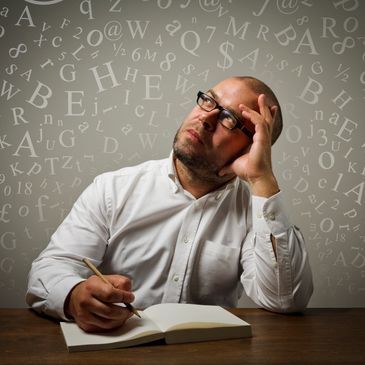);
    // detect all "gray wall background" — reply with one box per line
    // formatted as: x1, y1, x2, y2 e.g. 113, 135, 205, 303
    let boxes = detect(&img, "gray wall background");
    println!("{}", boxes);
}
0, 0, 364, 308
